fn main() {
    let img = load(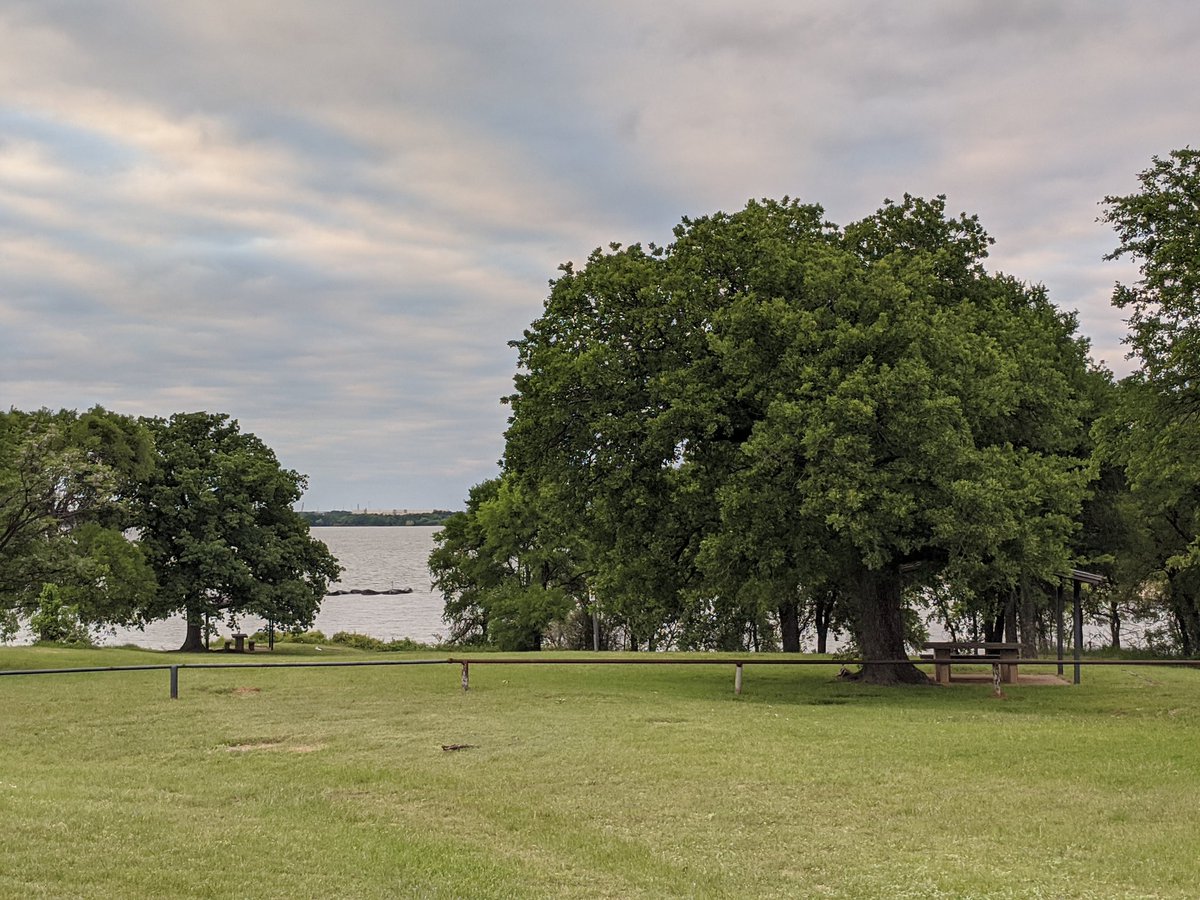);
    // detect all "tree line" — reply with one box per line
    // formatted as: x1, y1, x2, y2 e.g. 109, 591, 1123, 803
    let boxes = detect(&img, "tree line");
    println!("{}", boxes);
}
0, 411, 340, 650
429, 150, 1200, 683
300, 510, 456, 527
